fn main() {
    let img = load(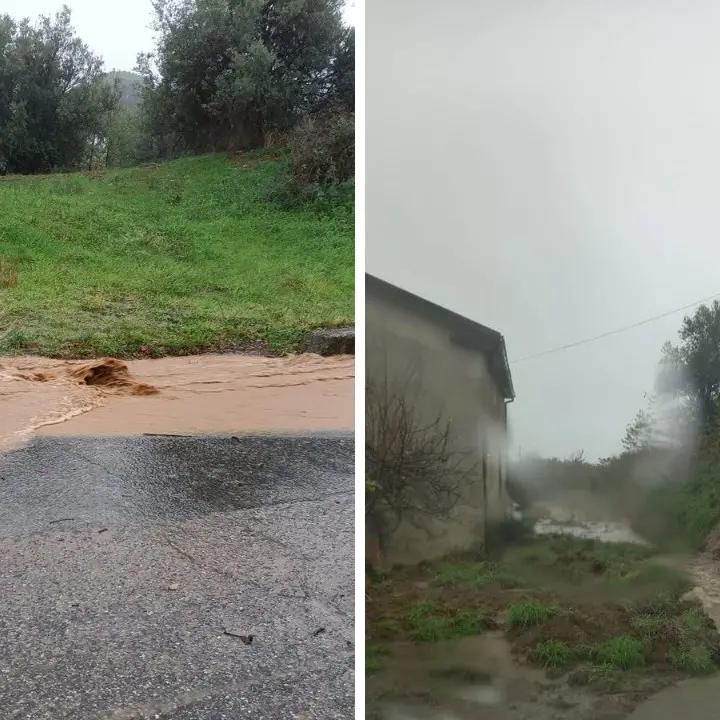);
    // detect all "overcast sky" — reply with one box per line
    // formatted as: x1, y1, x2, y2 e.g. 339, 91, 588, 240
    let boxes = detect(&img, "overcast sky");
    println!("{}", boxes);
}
6, 1, 356, 72
367, 0, 720, 460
